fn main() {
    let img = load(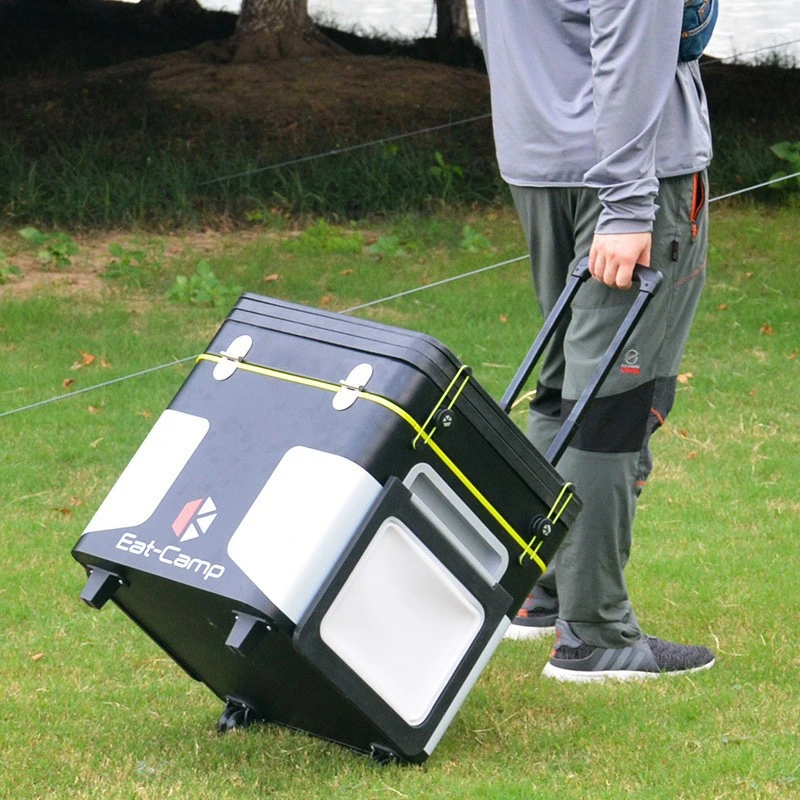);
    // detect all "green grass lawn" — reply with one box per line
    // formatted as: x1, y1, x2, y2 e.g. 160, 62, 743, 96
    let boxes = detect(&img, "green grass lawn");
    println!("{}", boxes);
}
1, 204, 798, 799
